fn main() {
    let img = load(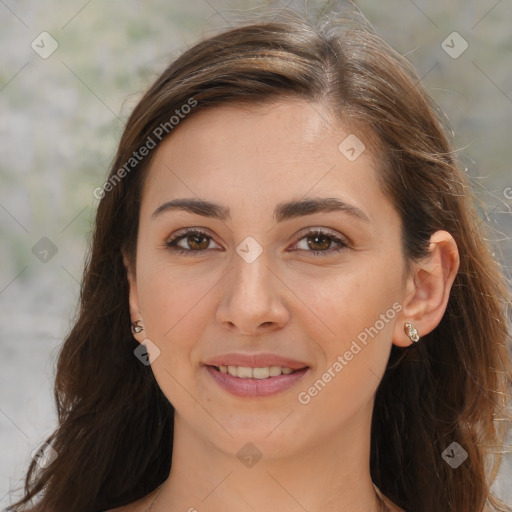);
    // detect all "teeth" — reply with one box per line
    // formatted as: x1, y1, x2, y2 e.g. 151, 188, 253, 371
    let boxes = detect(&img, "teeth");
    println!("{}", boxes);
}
252, 367, 269, 379
217, 365, 299, 379
237, 366, 253, 378
269, 366, 282, 376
